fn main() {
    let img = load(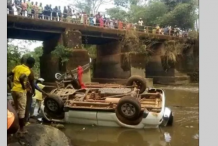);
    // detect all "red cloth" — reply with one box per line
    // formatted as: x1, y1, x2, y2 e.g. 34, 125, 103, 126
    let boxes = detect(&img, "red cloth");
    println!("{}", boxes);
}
118, 21, 123, 29
99, 17, 104, 27
77, 66, 85, 88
